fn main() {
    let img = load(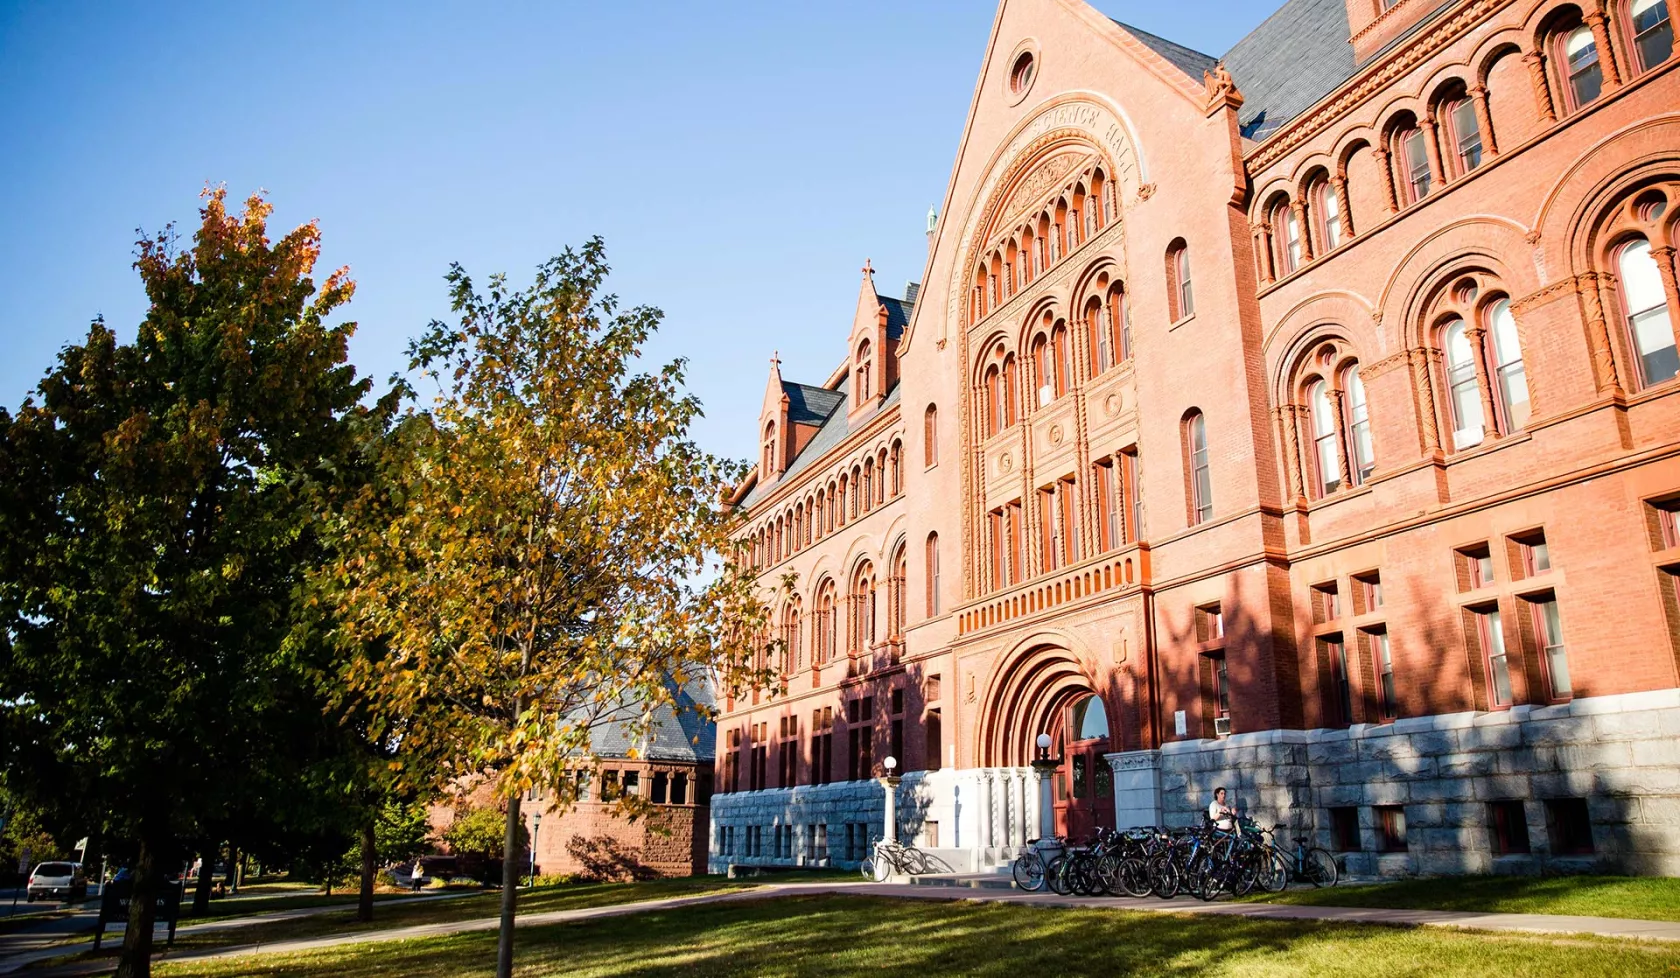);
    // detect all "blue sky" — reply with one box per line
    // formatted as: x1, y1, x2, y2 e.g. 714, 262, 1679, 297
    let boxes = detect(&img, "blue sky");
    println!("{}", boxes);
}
0, 1, 1273, 460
